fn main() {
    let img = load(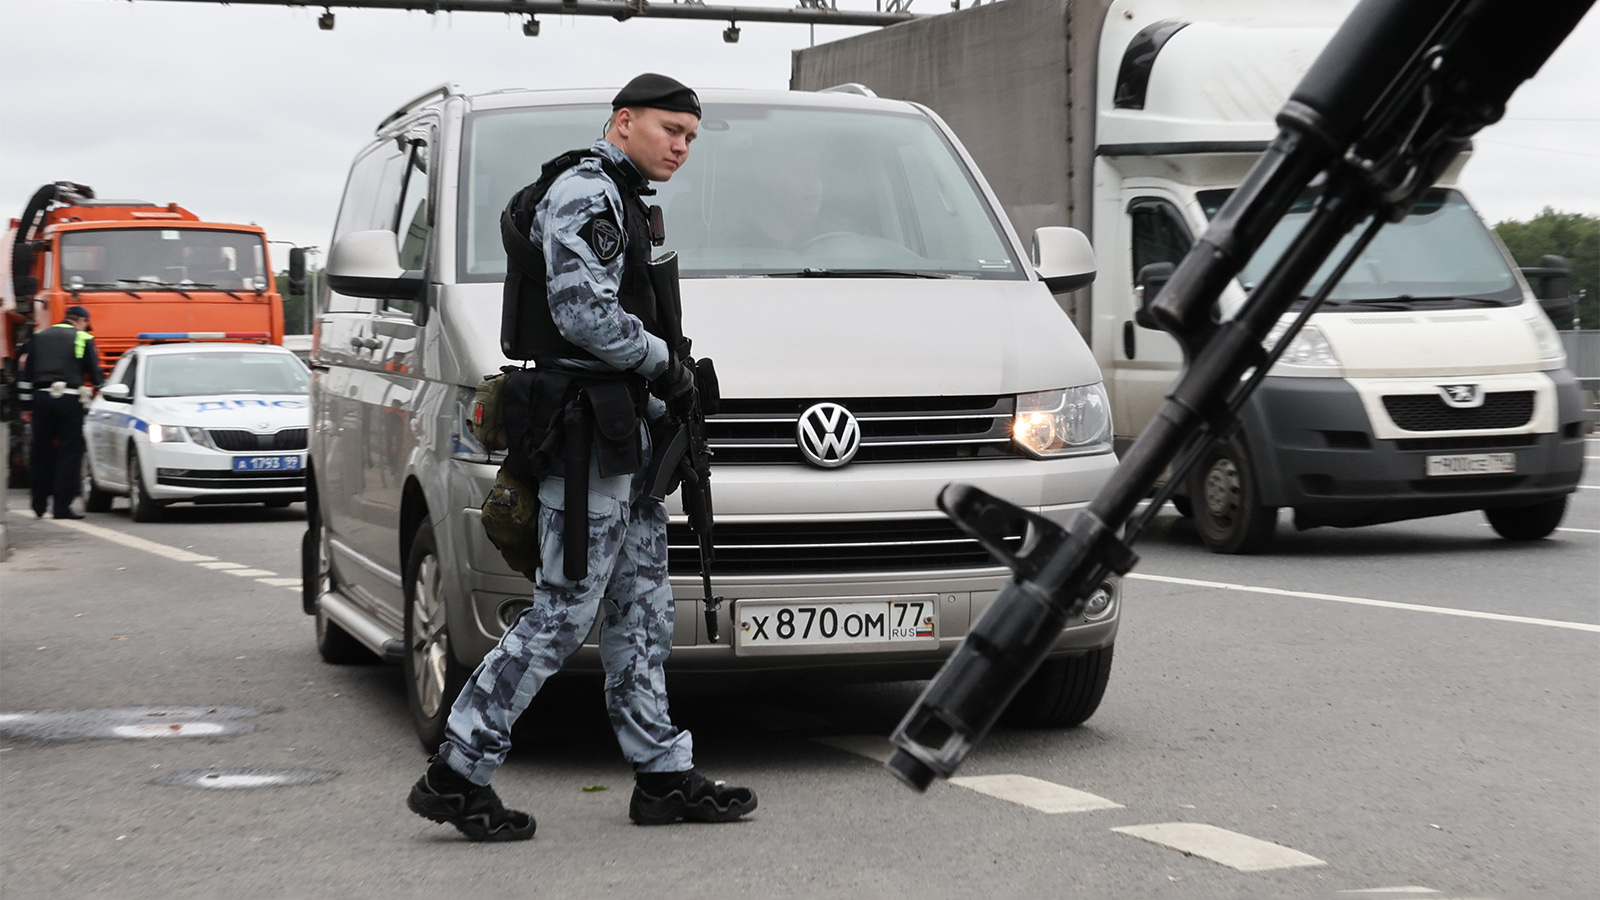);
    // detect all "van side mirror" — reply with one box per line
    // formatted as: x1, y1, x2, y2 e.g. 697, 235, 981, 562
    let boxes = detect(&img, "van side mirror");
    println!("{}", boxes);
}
1135, 262, 1174, 329
288, 247, 308, 296
1032, 227, 1096, 293
1520, 254, 1575, 327
100, 383, 132, 402
326, 230, 424, 301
